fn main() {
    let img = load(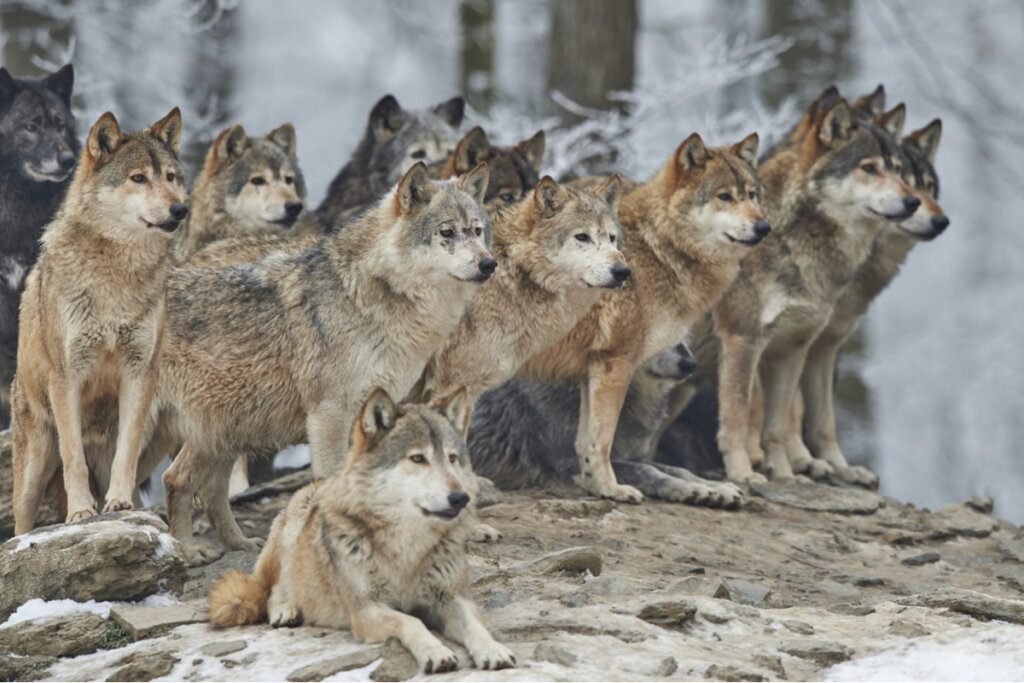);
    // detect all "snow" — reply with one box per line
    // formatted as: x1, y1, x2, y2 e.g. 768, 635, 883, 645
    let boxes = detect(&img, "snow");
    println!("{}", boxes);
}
9, 523, 88, 553
273, 443, 311, 471
0, 593, 176, 630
